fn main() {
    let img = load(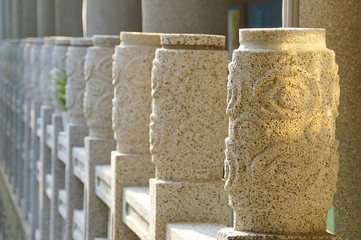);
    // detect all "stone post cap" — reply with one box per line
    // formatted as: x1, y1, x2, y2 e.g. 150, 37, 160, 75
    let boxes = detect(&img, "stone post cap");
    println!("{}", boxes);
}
70, 37, 93, 47
239, 28, 327, 49
160, 34, 225, 49
44, 36, 58, 45
7, 39, 22, 44
30, 38, 44, 45
54, 36, 72, 46
92, 35, 120, 48
120, 31, 161, 47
